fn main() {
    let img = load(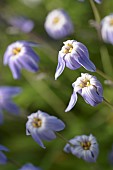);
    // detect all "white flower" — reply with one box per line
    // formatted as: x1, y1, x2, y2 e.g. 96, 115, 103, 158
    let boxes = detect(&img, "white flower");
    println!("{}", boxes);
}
44, 9, 74, 39
101, 14, 113, 44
